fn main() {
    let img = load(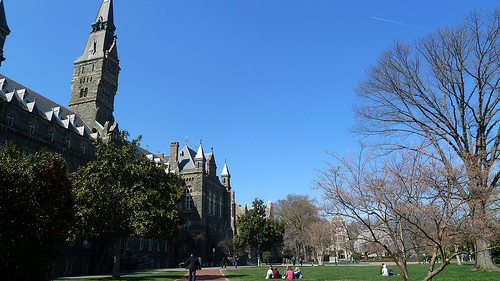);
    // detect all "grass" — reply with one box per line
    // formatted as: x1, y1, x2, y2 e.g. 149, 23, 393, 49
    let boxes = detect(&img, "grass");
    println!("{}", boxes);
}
56, 263, 500, 281
223, 263, 500, 281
